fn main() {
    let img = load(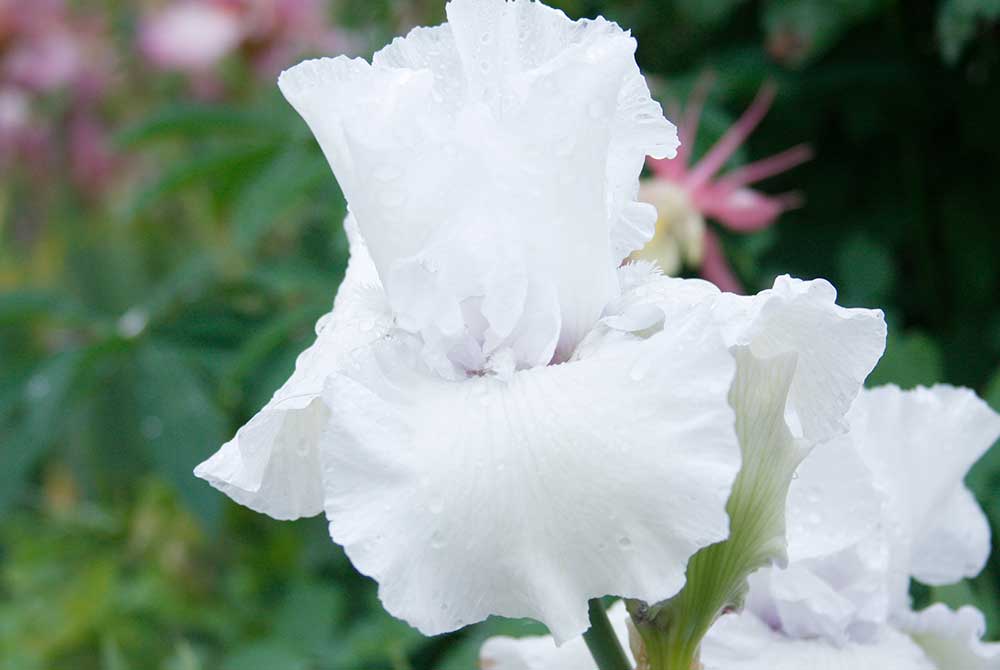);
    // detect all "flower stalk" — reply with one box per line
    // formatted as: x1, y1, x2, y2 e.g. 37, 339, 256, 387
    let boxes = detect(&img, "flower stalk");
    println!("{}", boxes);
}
584, 599, 633, 670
